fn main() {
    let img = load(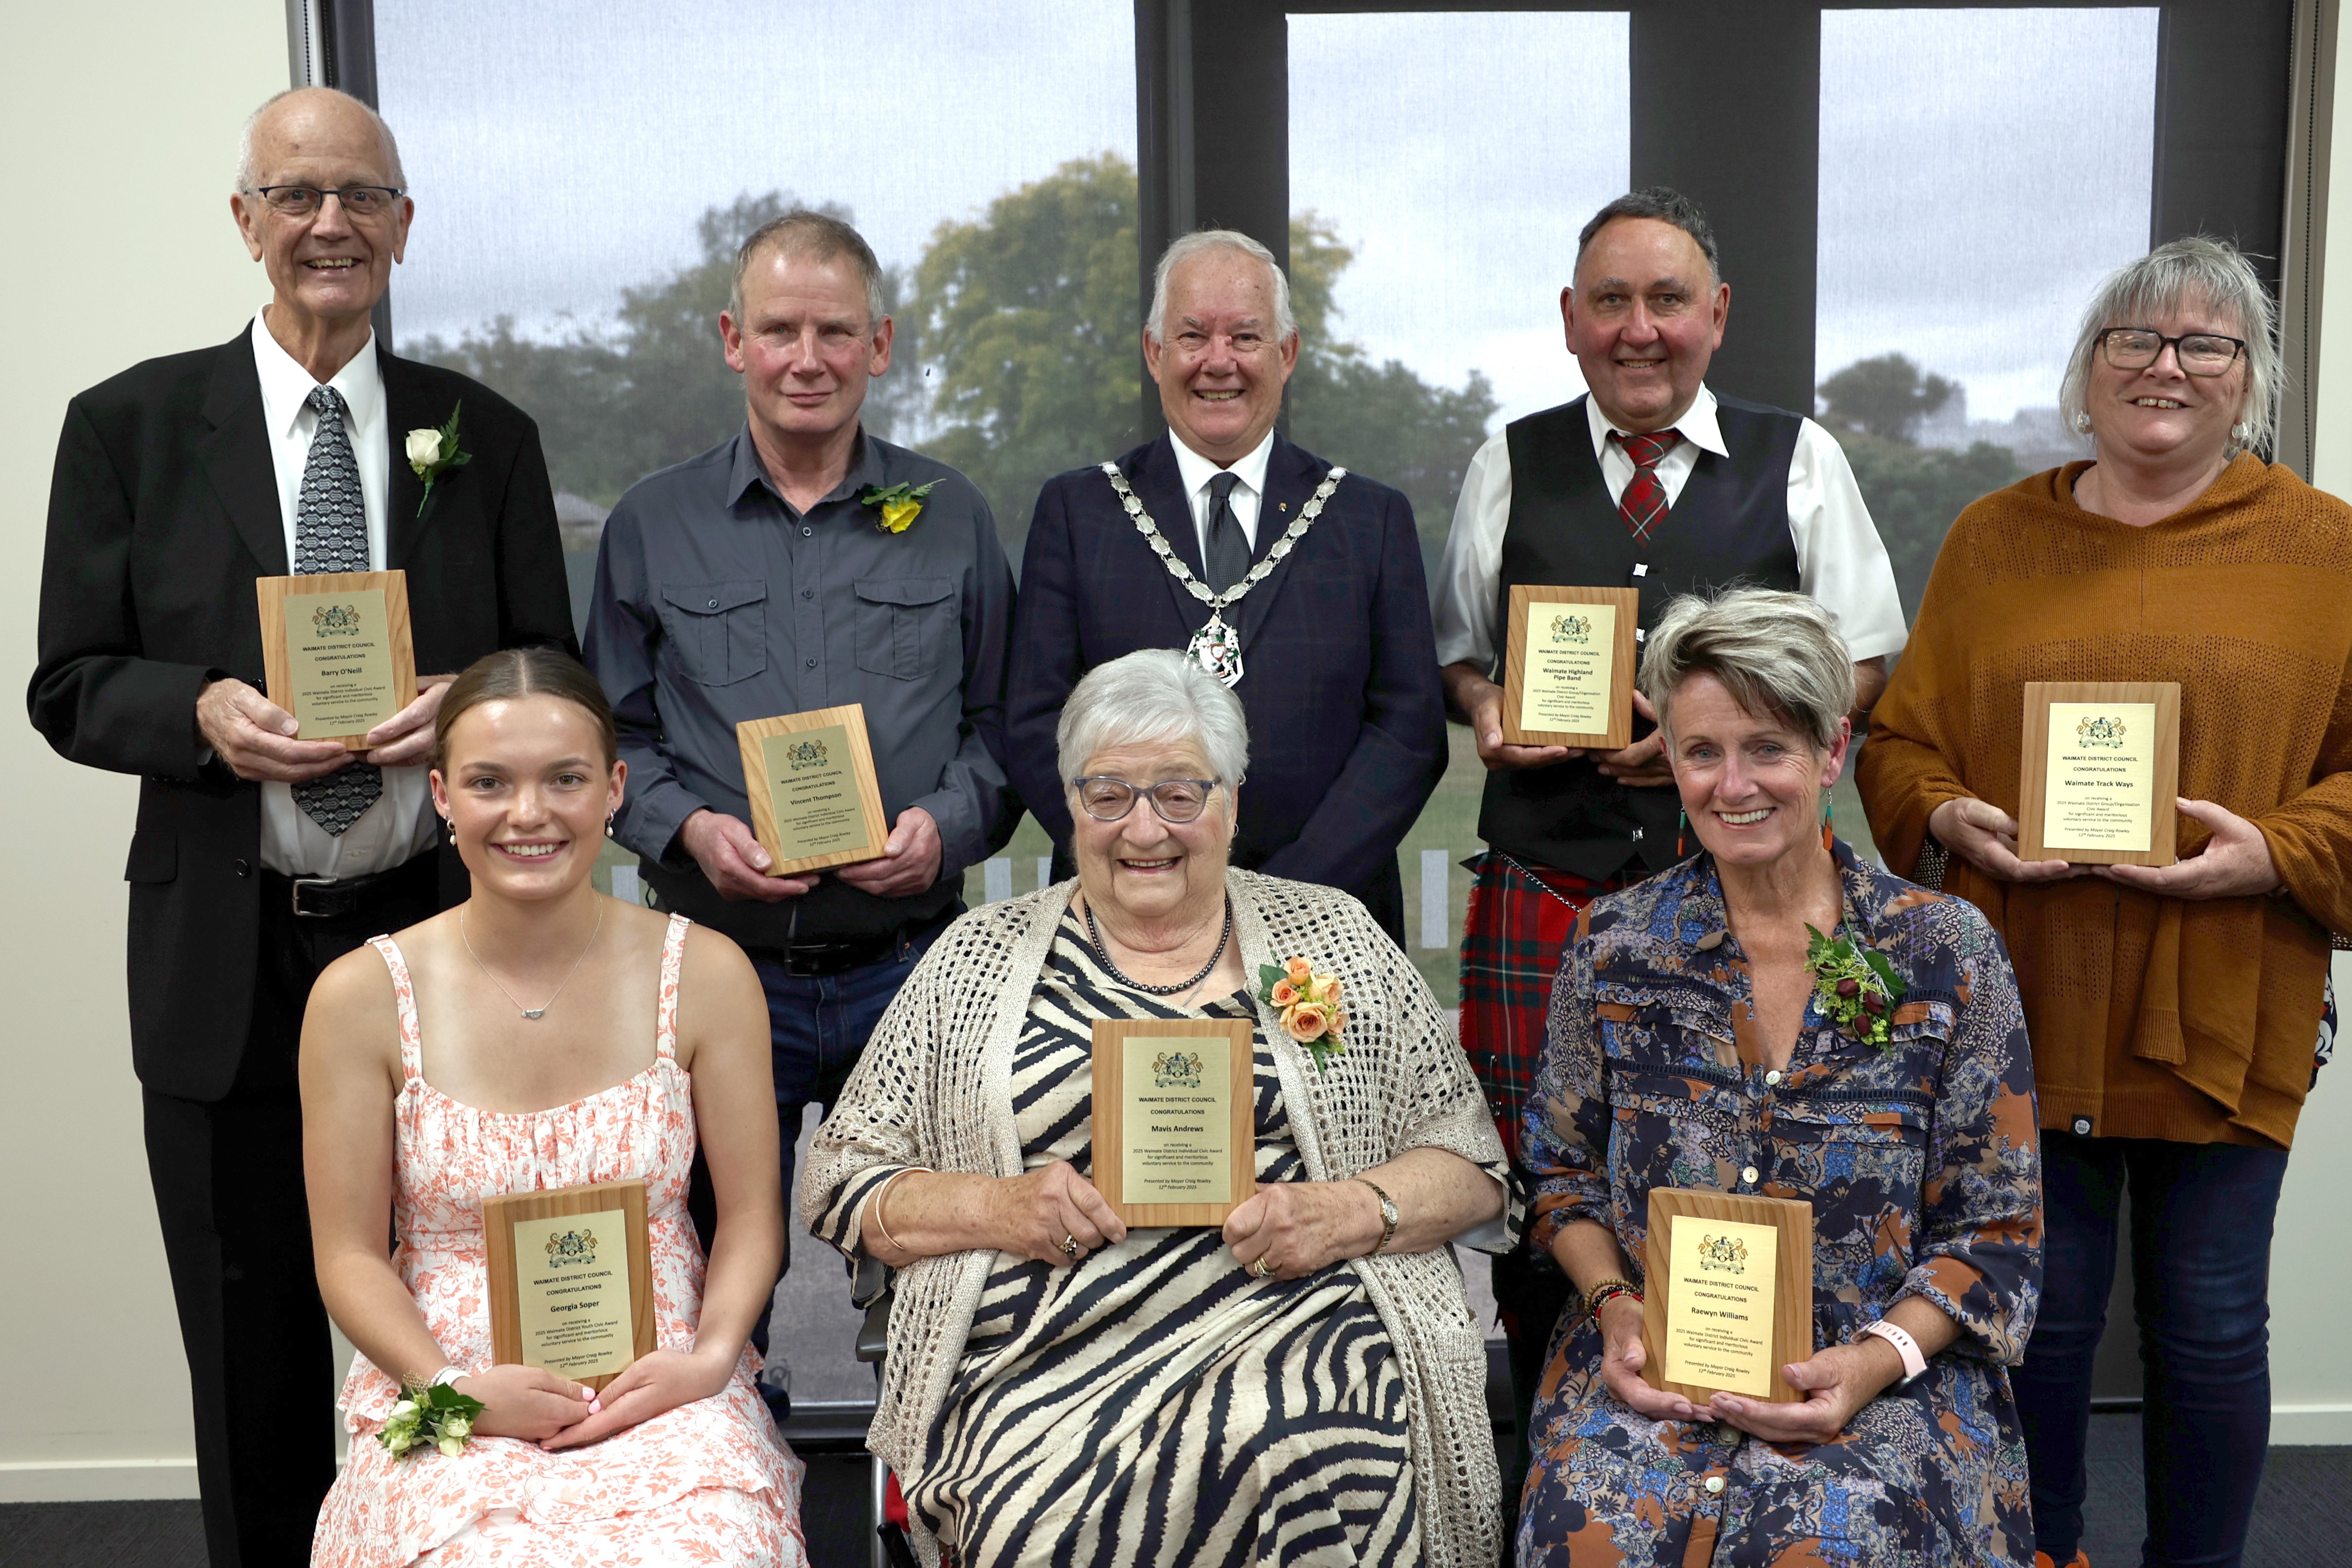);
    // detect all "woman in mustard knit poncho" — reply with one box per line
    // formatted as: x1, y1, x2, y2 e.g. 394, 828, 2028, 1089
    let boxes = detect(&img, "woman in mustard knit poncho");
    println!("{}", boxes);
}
1859, 237, 2352, 1568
